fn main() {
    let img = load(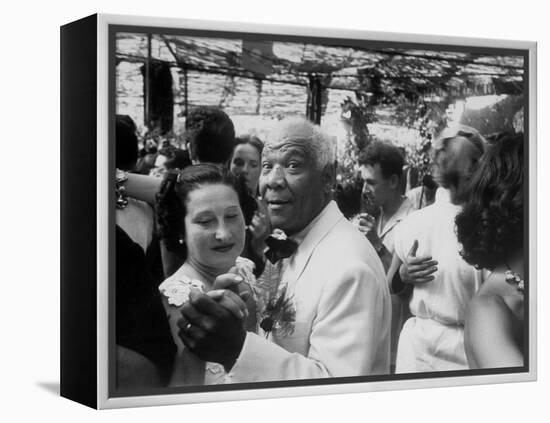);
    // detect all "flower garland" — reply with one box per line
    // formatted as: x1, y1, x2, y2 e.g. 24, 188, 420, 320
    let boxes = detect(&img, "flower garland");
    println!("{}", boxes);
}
504, 269, 525, 294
